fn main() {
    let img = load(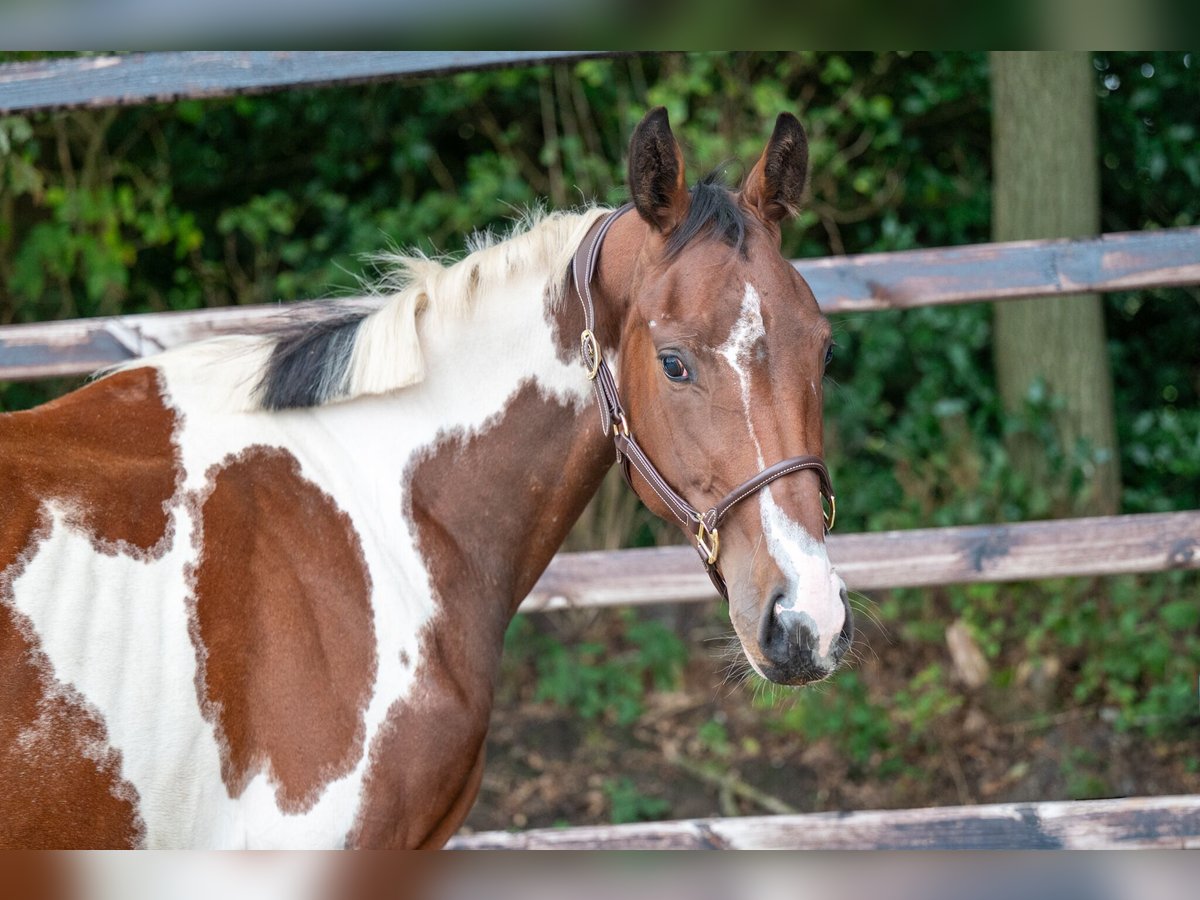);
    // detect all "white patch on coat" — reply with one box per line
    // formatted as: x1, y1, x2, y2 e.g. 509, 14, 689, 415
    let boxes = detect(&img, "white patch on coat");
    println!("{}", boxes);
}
718, 282, 845, 661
